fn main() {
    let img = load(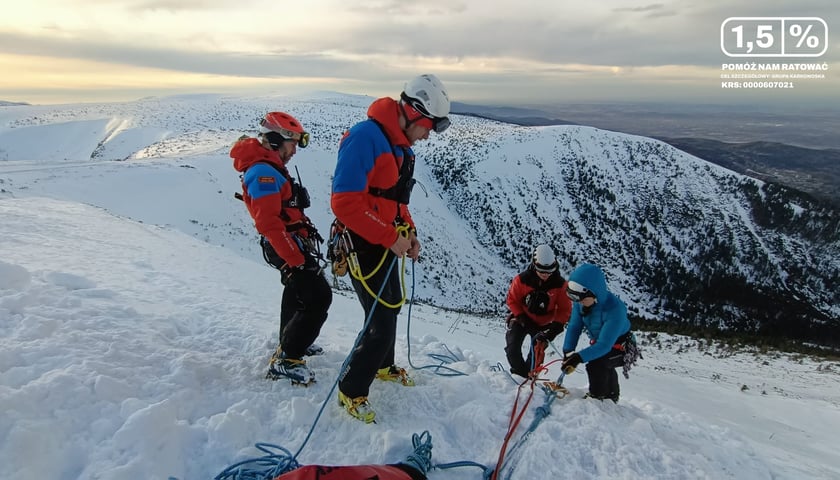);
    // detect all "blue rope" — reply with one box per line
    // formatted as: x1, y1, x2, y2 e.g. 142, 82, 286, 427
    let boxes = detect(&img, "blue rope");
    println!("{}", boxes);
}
436, 460, 495, 479
498, 371, 566, 480
215, 257, 400, 480
213, 443, 300, 480
401, 431, 433, 475
405, 261, 467, 377
292, 256, 399, 457
398, 430, 496, 480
